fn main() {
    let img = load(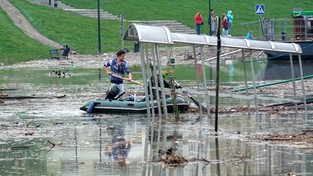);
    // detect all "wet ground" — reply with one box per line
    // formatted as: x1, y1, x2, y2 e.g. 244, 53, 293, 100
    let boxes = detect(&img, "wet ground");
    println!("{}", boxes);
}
1, 58, 313, 175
